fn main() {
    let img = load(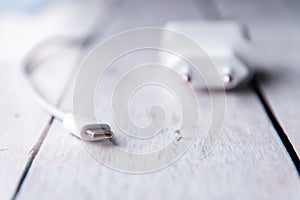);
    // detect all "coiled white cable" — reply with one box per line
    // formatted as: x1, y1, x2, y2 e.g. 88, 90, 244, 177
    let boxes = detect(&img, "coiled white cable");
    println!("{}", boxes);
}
21, 36, 113, 141
19, 0, 120, 141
